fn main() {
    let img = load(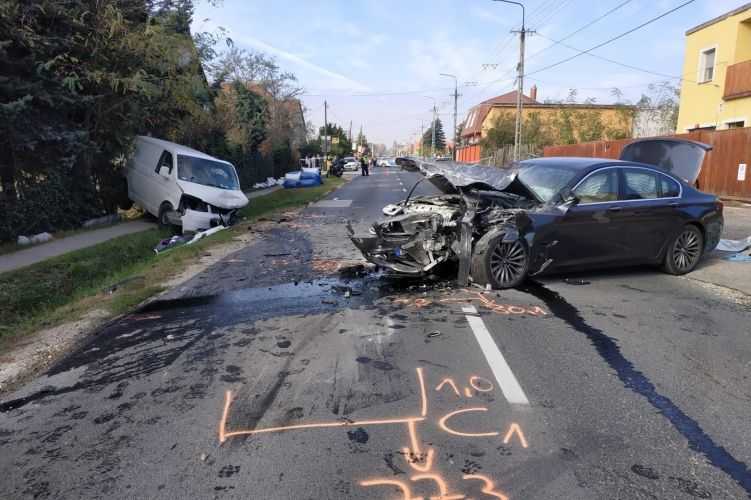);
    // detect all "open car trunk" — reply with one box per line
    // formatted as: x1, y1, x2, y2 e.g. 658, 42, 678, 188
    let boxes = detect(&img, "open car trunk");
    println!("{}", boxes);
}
619, 138, 712, 184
